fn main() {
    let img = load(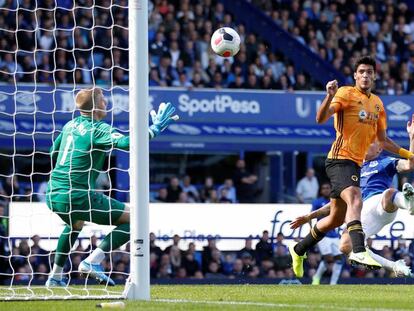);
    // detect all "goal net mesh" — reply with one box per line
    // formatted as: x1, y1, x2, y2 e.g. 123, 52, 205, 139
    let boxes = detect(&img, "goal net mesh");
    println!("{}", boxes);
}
0, 0, 130, 300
